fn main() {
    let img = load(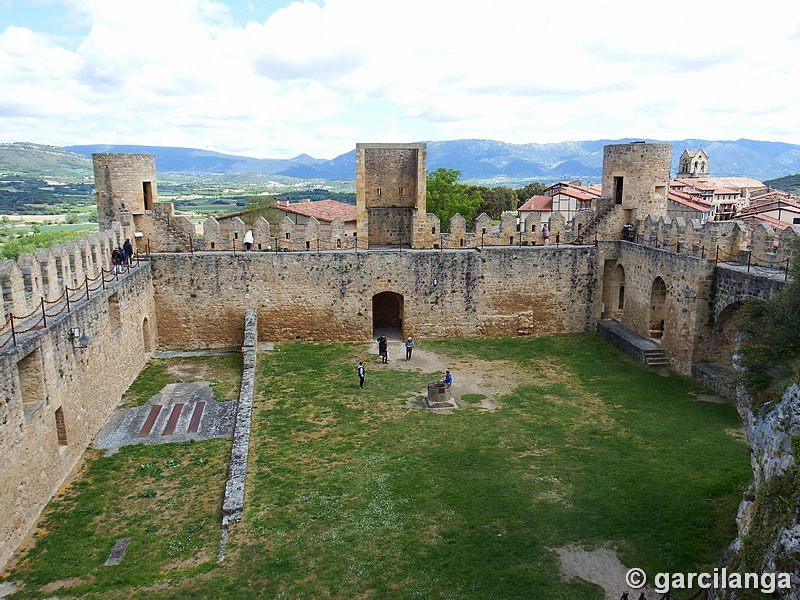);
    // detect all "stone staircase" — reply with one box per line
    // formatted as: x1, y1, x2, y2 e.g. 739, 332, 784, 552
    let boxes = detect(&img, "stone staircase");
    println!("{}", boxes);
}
643, 347, 670, 367
147, 204, 195, 252
574, 199, 614, 244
